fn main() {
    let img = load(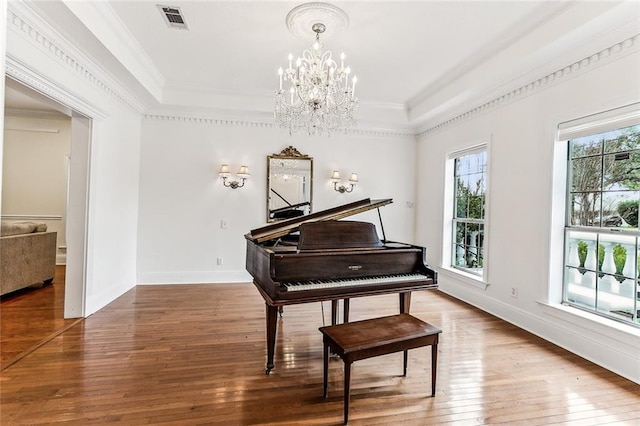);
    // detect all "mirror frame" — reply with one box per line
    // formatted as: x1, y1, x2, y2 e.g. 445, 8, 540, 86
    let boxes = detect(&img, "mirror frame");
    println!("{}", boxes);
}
267, 146, 313, 222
